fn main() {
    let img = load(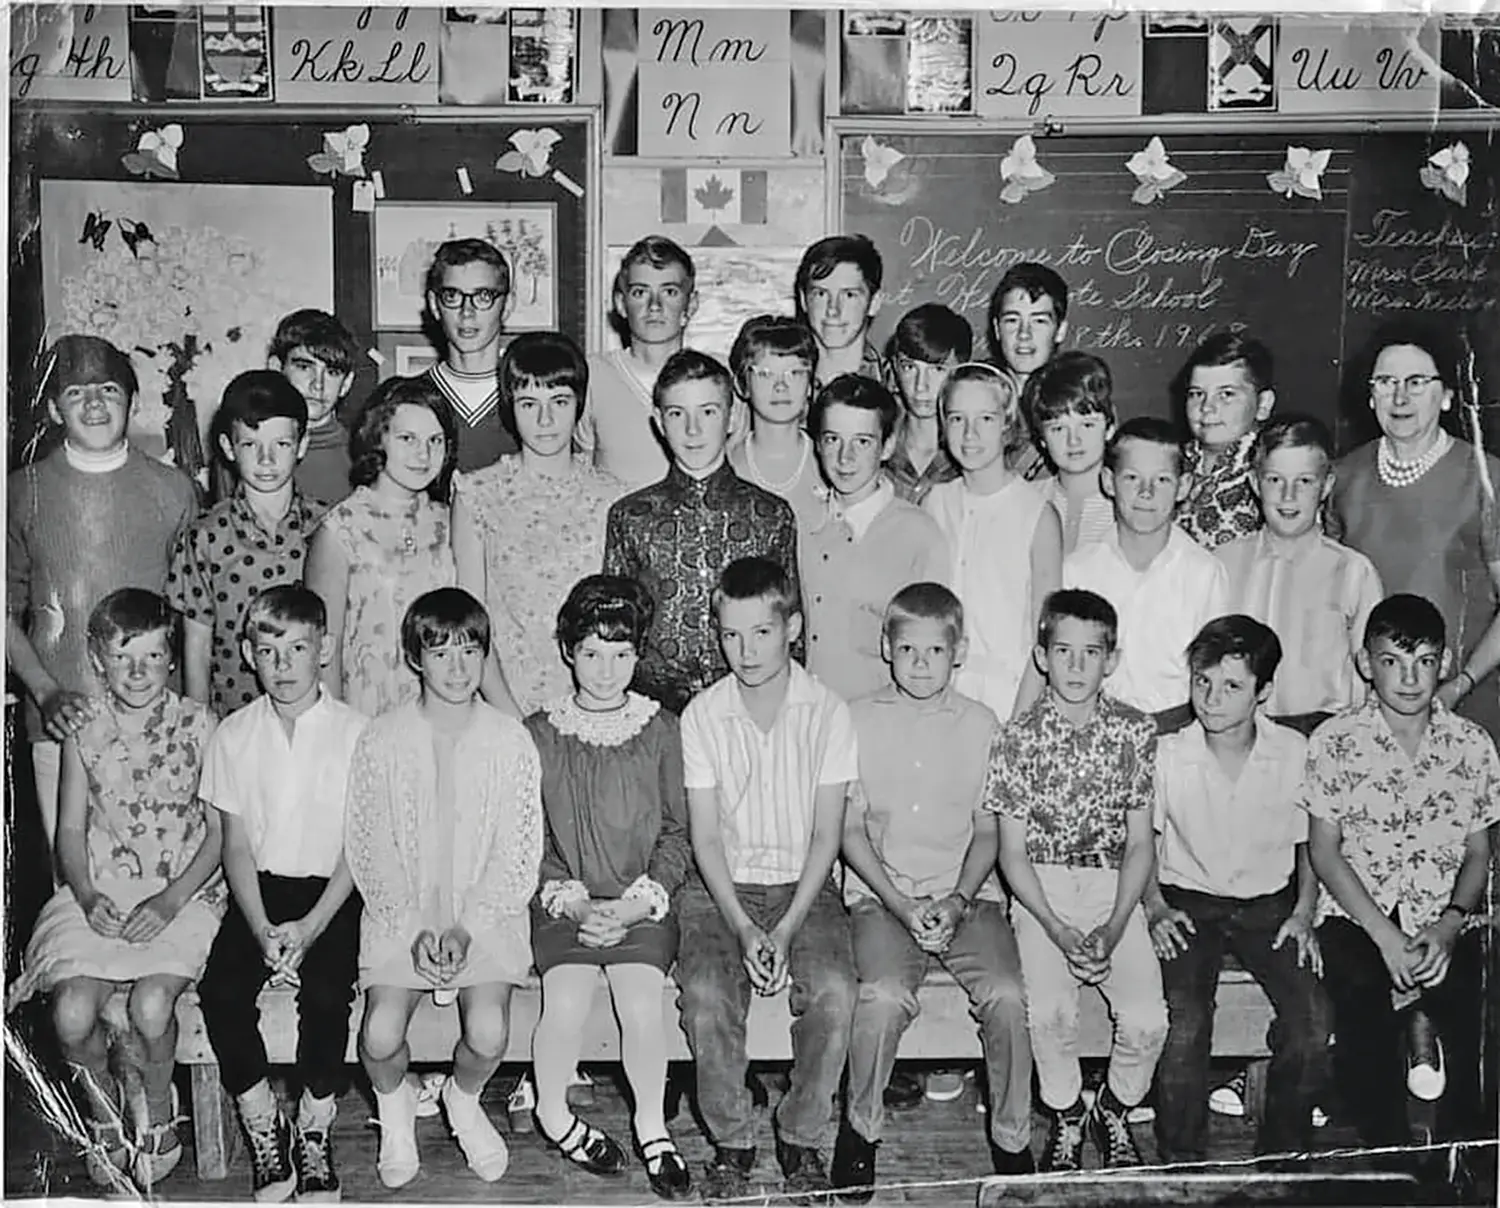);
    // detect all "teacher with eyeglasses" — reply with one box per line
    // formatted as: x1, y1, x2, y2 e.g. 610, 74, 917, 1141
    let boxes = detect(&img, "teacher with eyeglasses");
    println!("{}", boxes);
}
1329, 318, 1500, 737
